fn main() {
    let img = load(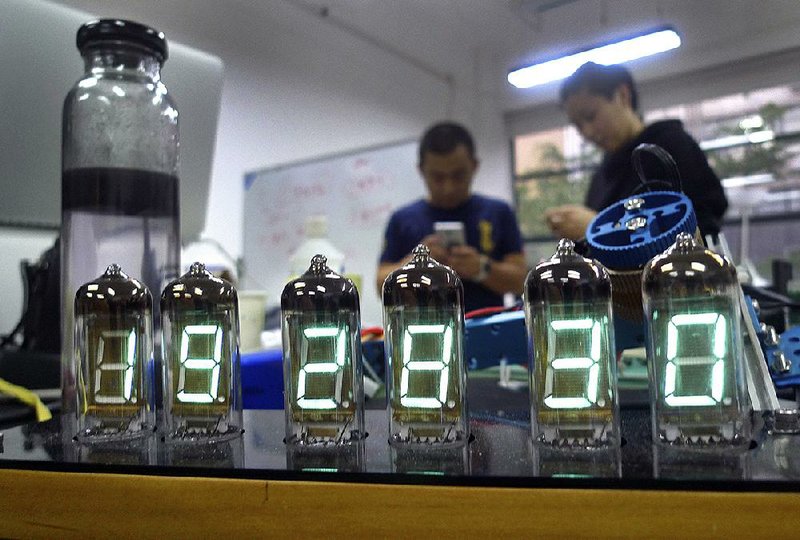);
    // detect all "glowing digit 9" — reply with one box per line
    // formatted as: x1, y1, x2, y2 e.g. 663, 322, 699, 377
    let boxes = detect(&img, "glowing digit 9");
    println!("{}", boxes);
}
664, 312, 727, 407
177, 324, 223, 404
94, 329, 137, 404
297, 326, 346, 410
400, 323, 453, 409
544, 318, 601, 409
